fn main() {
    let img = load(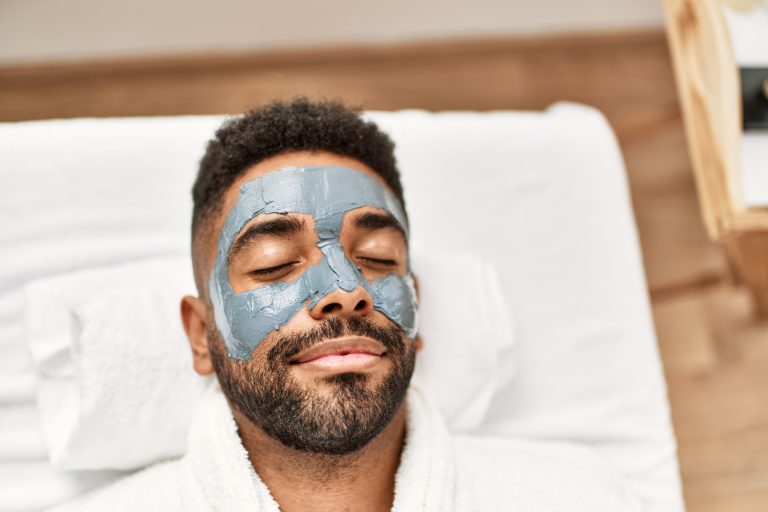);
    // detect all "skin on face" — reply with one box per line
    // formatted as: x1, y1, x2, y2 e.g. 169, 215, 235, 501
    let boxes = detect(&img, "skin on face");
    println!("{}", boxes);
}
181, 150, 421, 398
180, 151, 423, 512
